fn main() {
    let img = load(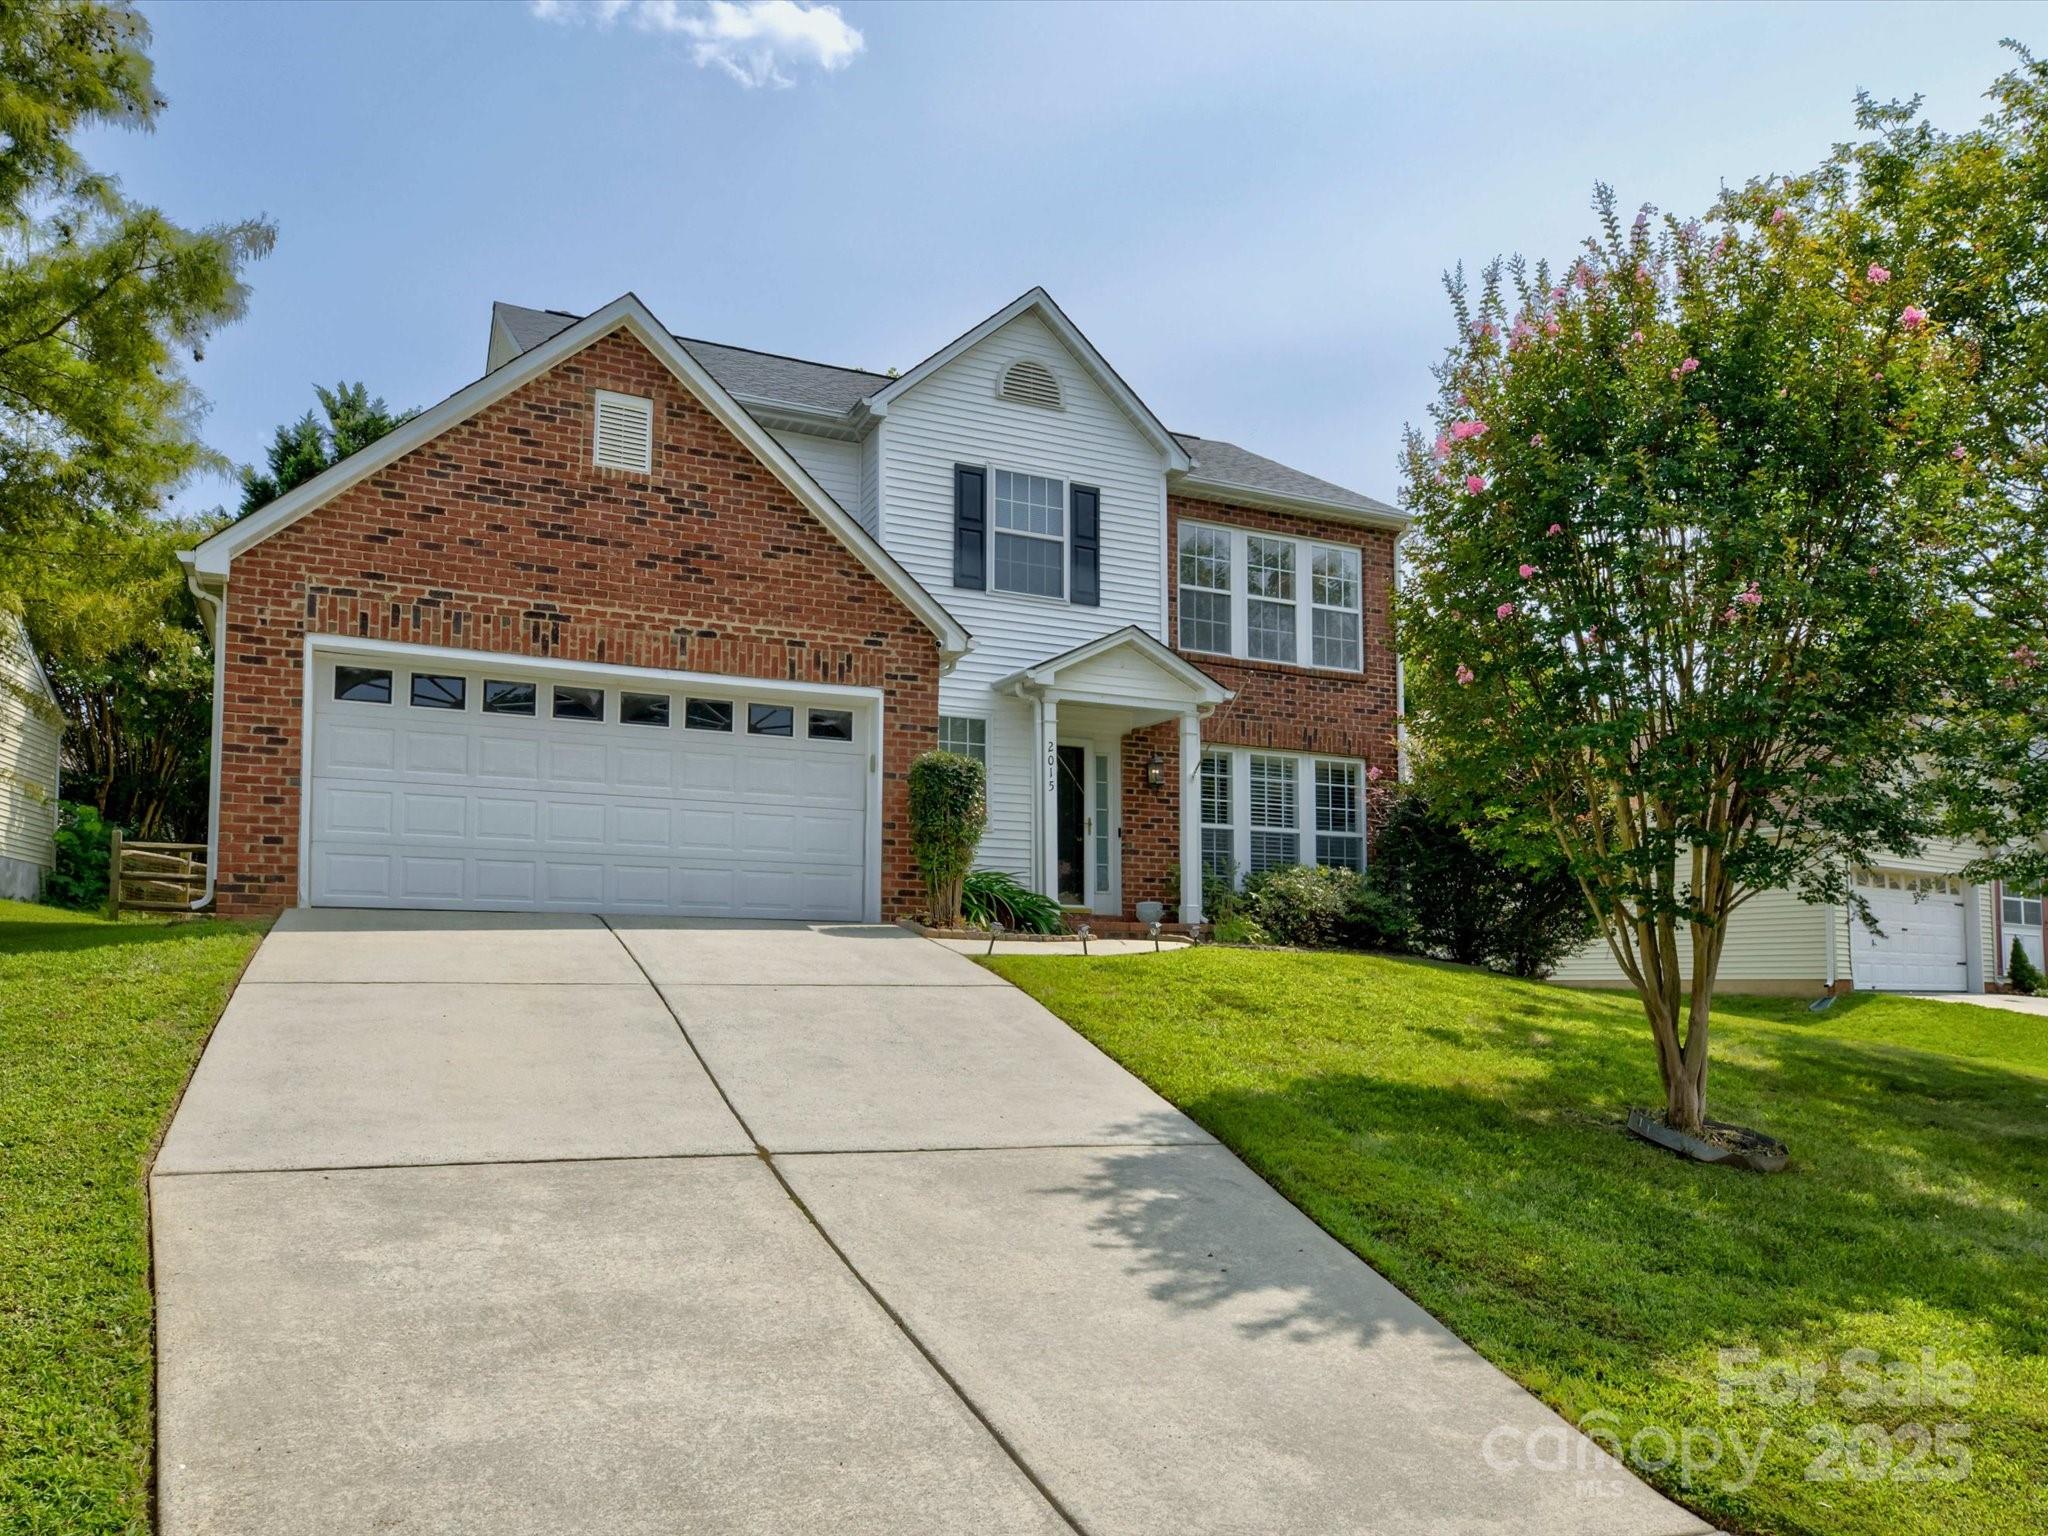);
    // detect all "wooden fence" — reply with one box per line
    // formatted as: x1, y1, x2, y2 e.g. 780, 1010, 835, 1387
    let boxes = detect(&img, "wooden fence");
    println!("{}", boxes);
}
110, 832, 208, 916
